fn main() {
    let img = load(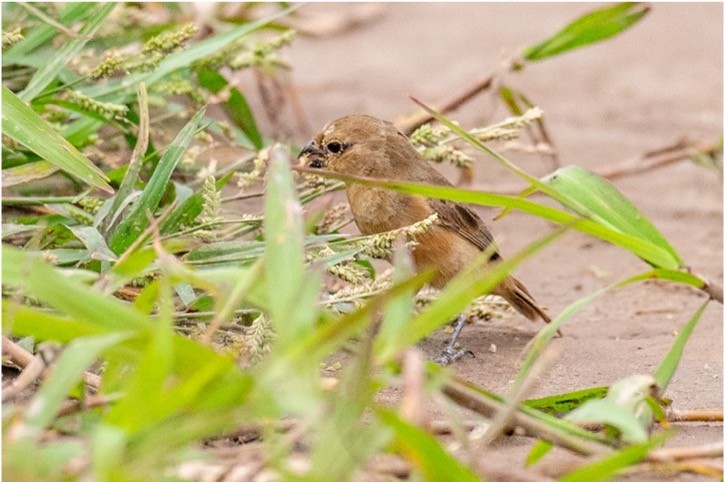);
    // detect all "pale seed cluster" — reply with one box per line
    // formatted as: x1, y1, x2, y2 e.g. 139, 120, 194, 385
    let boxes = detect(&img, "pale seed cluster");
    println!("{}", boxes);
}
236, 150, 268, 189
90, 24, 198, 80
316, 203, 349, 234
63, 90, 129, 119
241, 314, 275, 366
2, 28, 23, 48
361, 213, 439, 259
